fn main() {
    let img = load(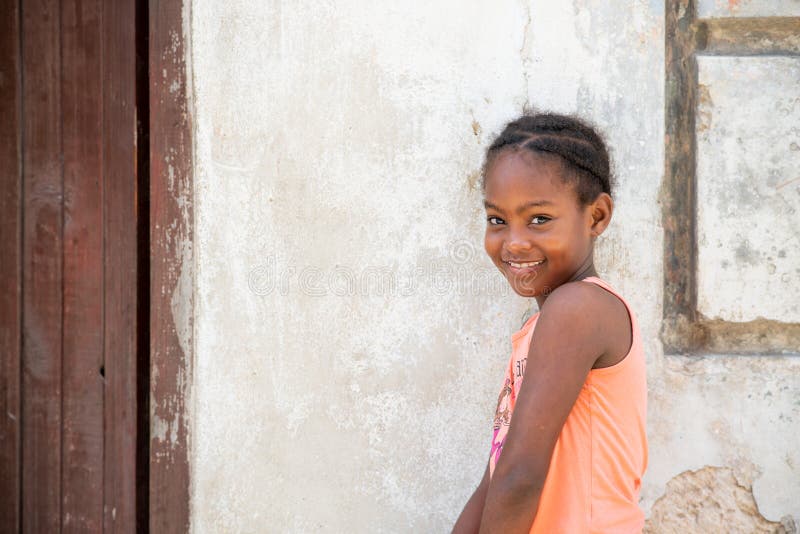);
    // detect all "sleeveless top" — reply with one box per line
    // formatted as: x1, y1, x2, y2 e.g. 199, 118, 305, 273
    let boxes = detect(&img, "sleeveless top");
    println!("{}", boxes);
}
488, 276, 648, 533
